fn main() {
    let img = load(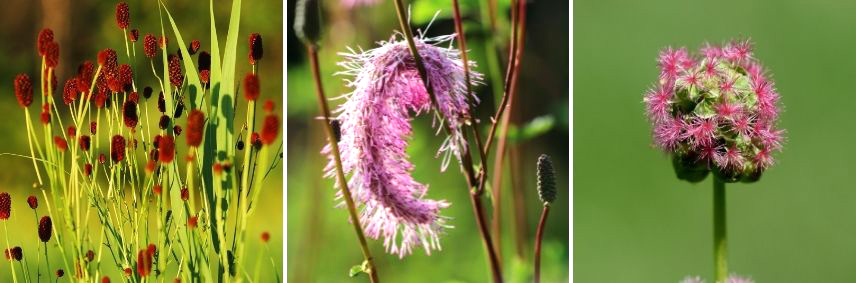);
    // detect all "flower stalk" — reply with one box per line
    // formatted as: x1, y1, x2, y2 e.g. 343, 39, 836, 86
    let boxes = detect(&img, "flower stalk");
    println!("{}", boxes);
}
713, 178, 727, 282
